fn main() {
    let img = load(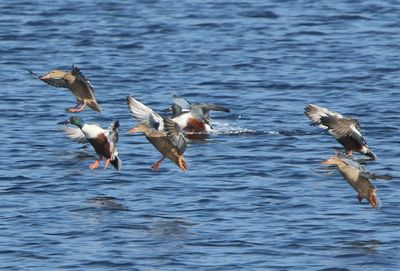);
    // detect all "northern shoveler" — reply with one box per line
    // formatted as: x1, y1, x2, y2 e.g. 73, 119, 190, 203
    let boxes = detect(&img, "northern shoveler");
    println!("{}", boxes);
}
305, 104, 376, 161
167, 95, 230, 133
58, 116, 120, 170
127, 96, 188, 172
28, 66, 101, 113
321, 155, 391, 208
